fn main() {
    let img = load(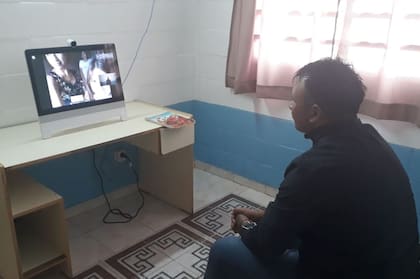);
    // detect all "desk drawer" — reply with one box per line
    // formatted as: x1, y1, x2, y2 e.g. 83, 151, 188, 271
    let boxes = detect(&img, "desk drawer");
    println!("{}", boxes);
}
160, 125, 194, 155
129, 125, 194, 155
